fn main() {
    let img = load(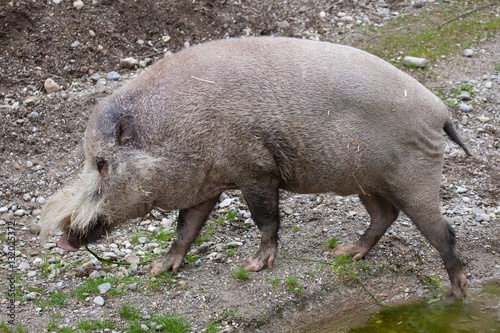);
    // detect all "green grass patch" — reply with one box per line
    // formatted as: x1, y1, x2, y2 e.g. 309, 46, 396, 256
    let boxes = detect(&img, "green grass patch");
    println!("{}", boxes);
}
153, 313, 191, 332
77, 319, 116, 331
359, 0, 500, 62
153, 228, 175, 242
232, 266, 250, 281
41, 291, 68, 308
0, 322, 27, 333
119, 304, 143, 321
325, 237, 339, 249
285, 276, 303, 296
269, 277, 280, 291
